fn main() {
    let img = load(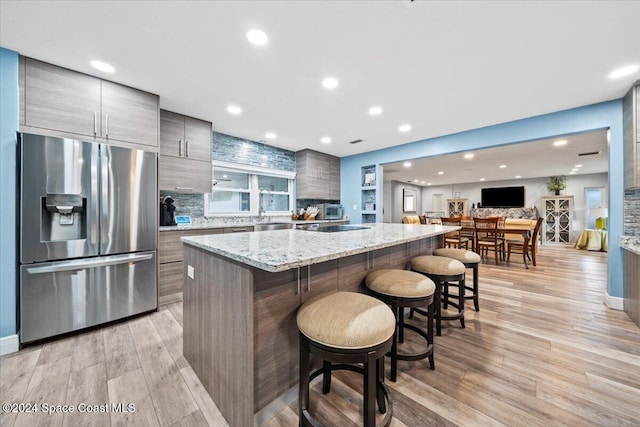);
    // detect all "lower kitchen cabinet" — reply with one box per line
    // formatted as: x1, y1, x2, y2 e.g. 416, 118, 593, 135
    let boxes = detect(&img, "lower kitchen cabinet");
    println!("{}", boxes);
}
159, 228, 223, 305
